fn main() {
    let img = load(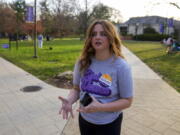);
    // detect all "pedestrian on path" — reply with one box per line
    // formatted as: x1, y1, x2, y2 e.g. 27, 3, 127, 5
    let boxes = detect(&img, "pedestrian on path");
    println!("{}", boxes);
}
38, 34, 43, 48
59, 20, 134, 135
